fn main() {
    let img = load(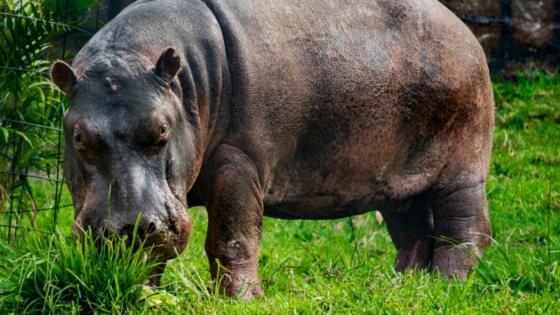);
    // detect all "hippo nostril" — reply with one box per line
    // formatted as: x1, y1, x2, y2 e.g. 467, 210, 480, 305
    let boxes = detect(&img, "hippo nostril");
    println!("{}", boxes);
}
147, 221, 157, 235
